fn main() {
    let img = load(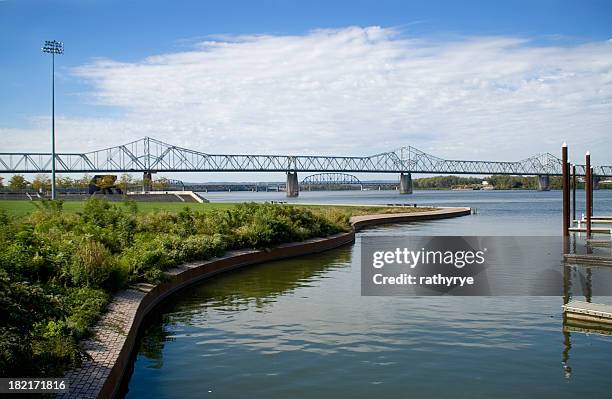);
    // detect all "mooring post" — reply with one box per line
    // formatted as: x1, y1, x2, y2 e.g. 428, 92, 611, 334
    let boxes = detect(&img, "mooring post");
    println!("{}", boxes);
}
586, 152, 591, 239
572, 164, 576, 224
590, 167, 594, 216
562, 143, 569, 237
